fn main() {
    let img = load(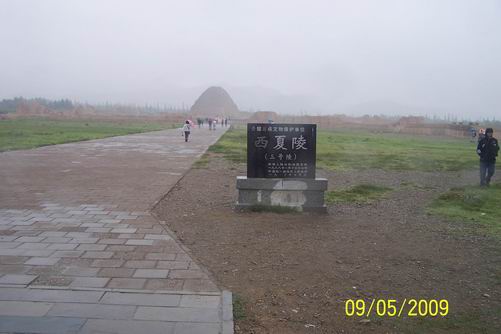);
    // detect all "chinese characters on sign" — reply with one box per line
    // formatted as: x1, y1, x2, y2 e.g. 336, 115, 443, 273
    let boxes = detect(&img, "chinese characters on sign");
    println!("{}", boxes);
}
247, 123, 316, 178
